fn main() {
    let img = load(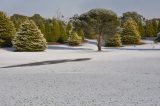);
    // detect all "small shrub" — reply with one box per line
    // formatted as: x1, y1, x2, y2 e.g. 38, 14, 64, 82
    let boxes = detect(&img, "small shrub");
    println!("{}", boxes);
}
77, 30, 85, 41
121, 35, 140, 44
68, 32, 82, 46
105, 33, 122, 47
